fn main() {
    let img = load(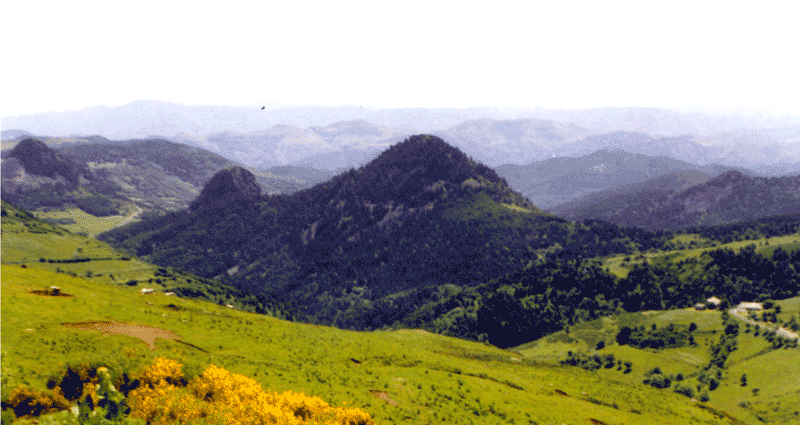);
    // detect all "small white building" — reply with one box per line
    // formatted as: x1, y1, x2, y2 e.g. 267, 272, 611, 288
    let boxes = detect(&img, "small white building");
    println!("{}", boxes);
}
49, 286, 61, 295
140, 288, 155, 295
707, 296, 722, 308
737, 302, 763, 311
694, 303, 707, 310
226, 304, 234, 309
